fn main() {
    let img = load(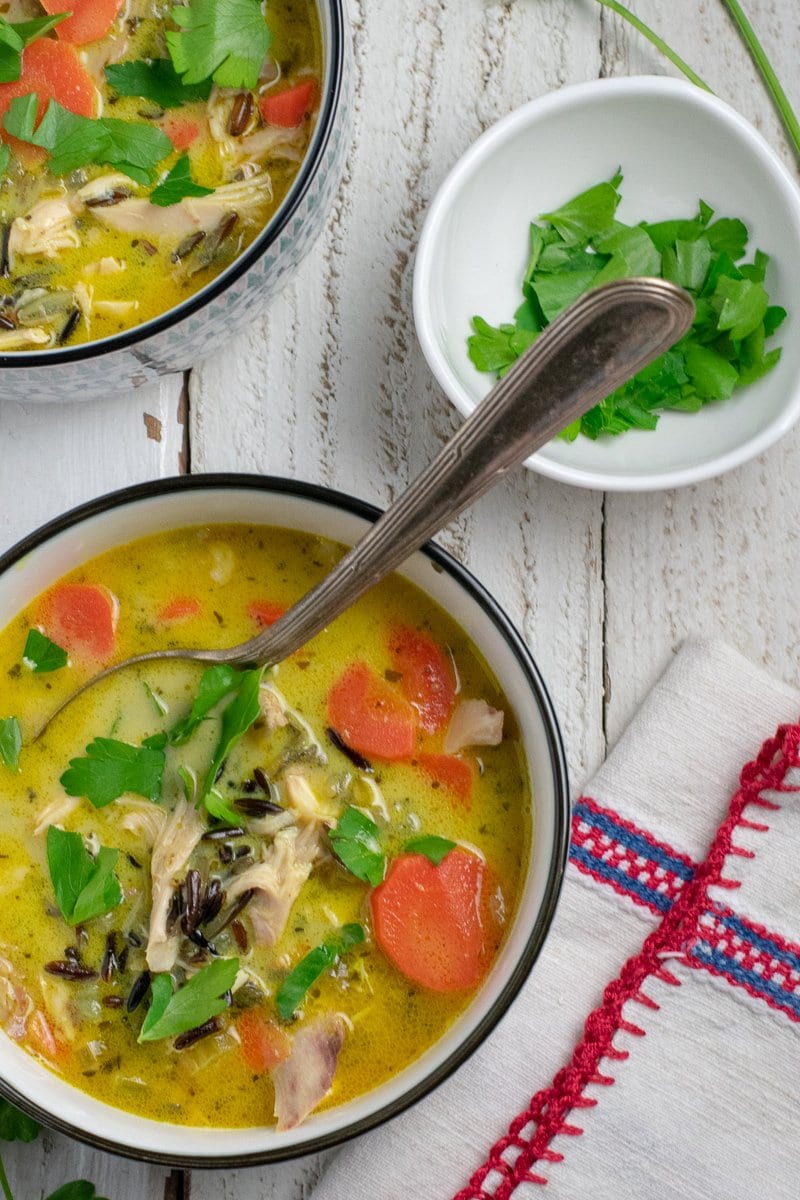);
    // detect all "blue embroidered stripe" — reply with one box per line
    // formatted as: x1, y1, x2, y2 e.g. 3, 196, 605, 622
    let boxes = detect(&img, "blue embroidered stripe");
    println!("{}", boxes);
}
569, 844, 673, 913
689, 943, 800, 1020
715, 911, 800, 976
572, 802, 694, 881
